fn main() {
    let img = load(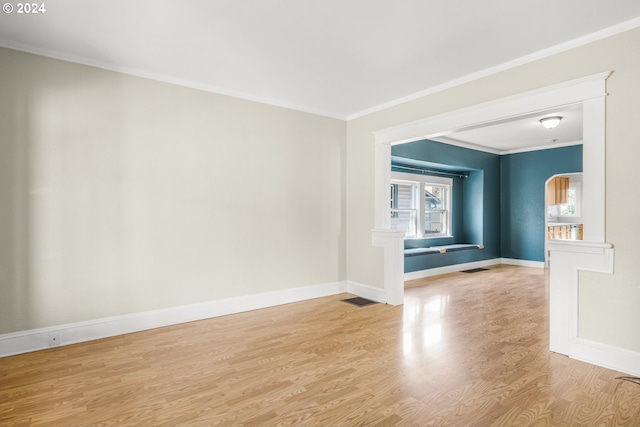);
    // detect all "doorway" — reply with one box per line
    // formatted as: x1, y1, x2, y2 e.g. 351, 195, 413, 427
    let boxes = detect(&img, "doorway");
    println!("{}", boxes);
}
373, 72, 609, 306
545, 172, 584, 267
